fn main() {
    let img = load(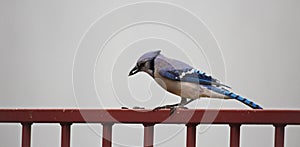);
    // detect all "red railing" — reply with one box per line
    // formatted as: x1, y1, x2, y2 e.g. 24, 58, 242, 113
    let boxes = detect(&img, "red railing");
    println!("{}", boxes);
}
0, 109, 300, 147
